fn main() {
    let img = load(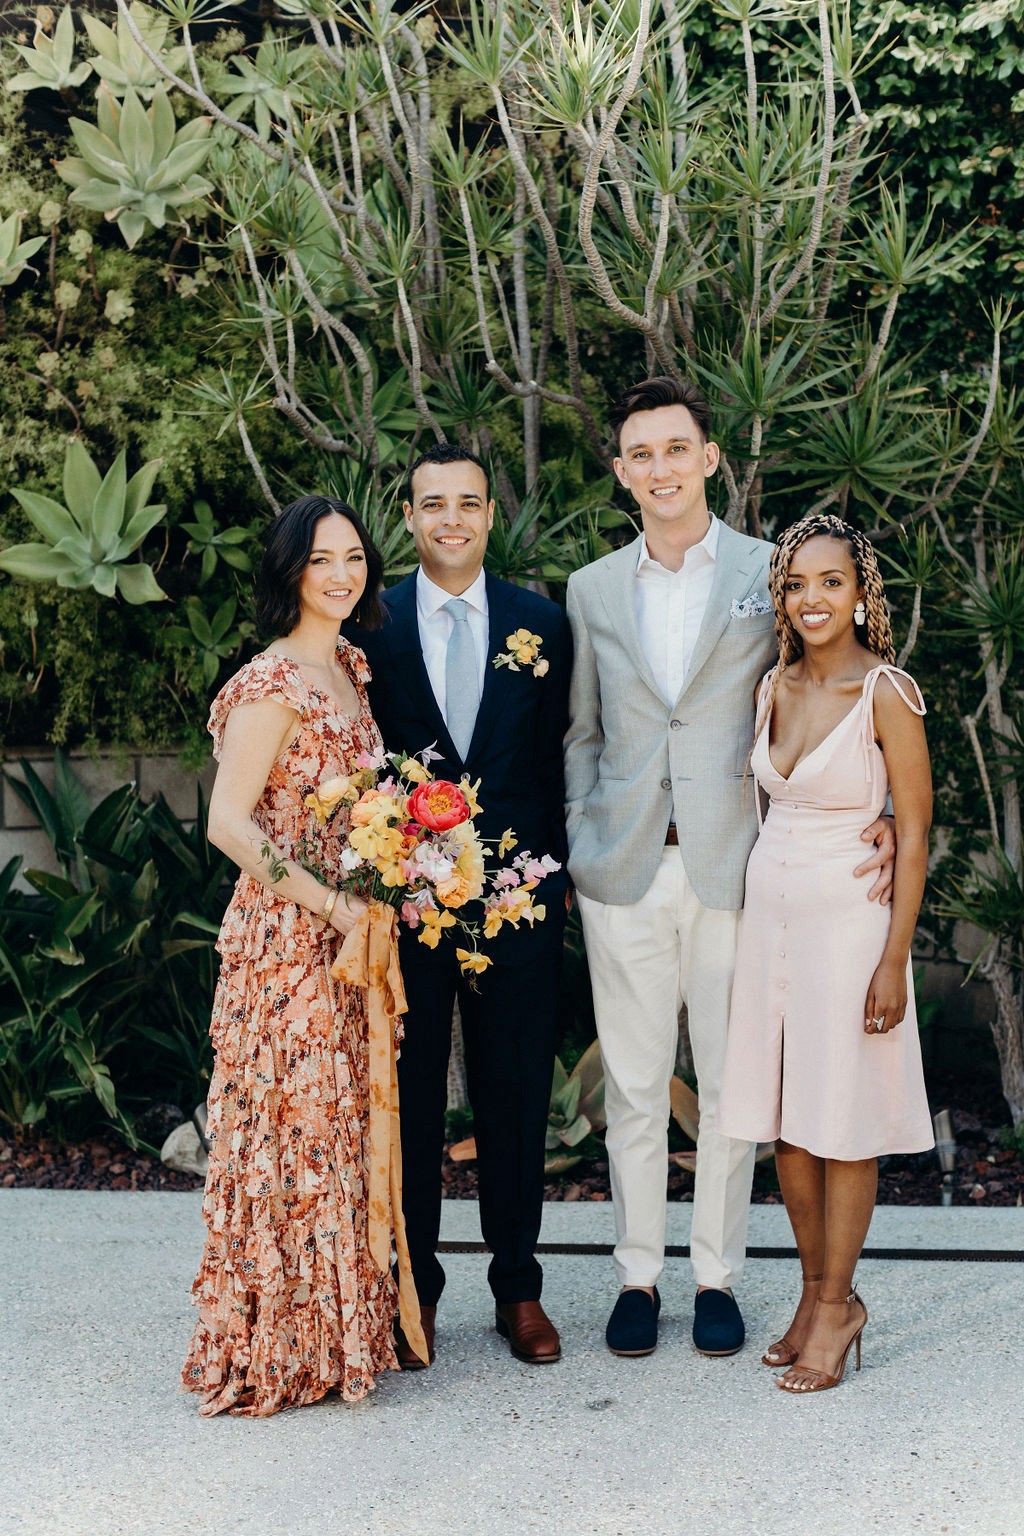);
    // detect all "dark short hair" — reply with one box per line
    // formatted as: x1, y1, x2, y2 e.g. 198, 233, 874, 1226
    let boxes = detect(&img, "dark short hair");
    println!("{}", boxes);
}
404, 442, 491, 506
609, 376, 713, 448
255, 495, 383, 638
